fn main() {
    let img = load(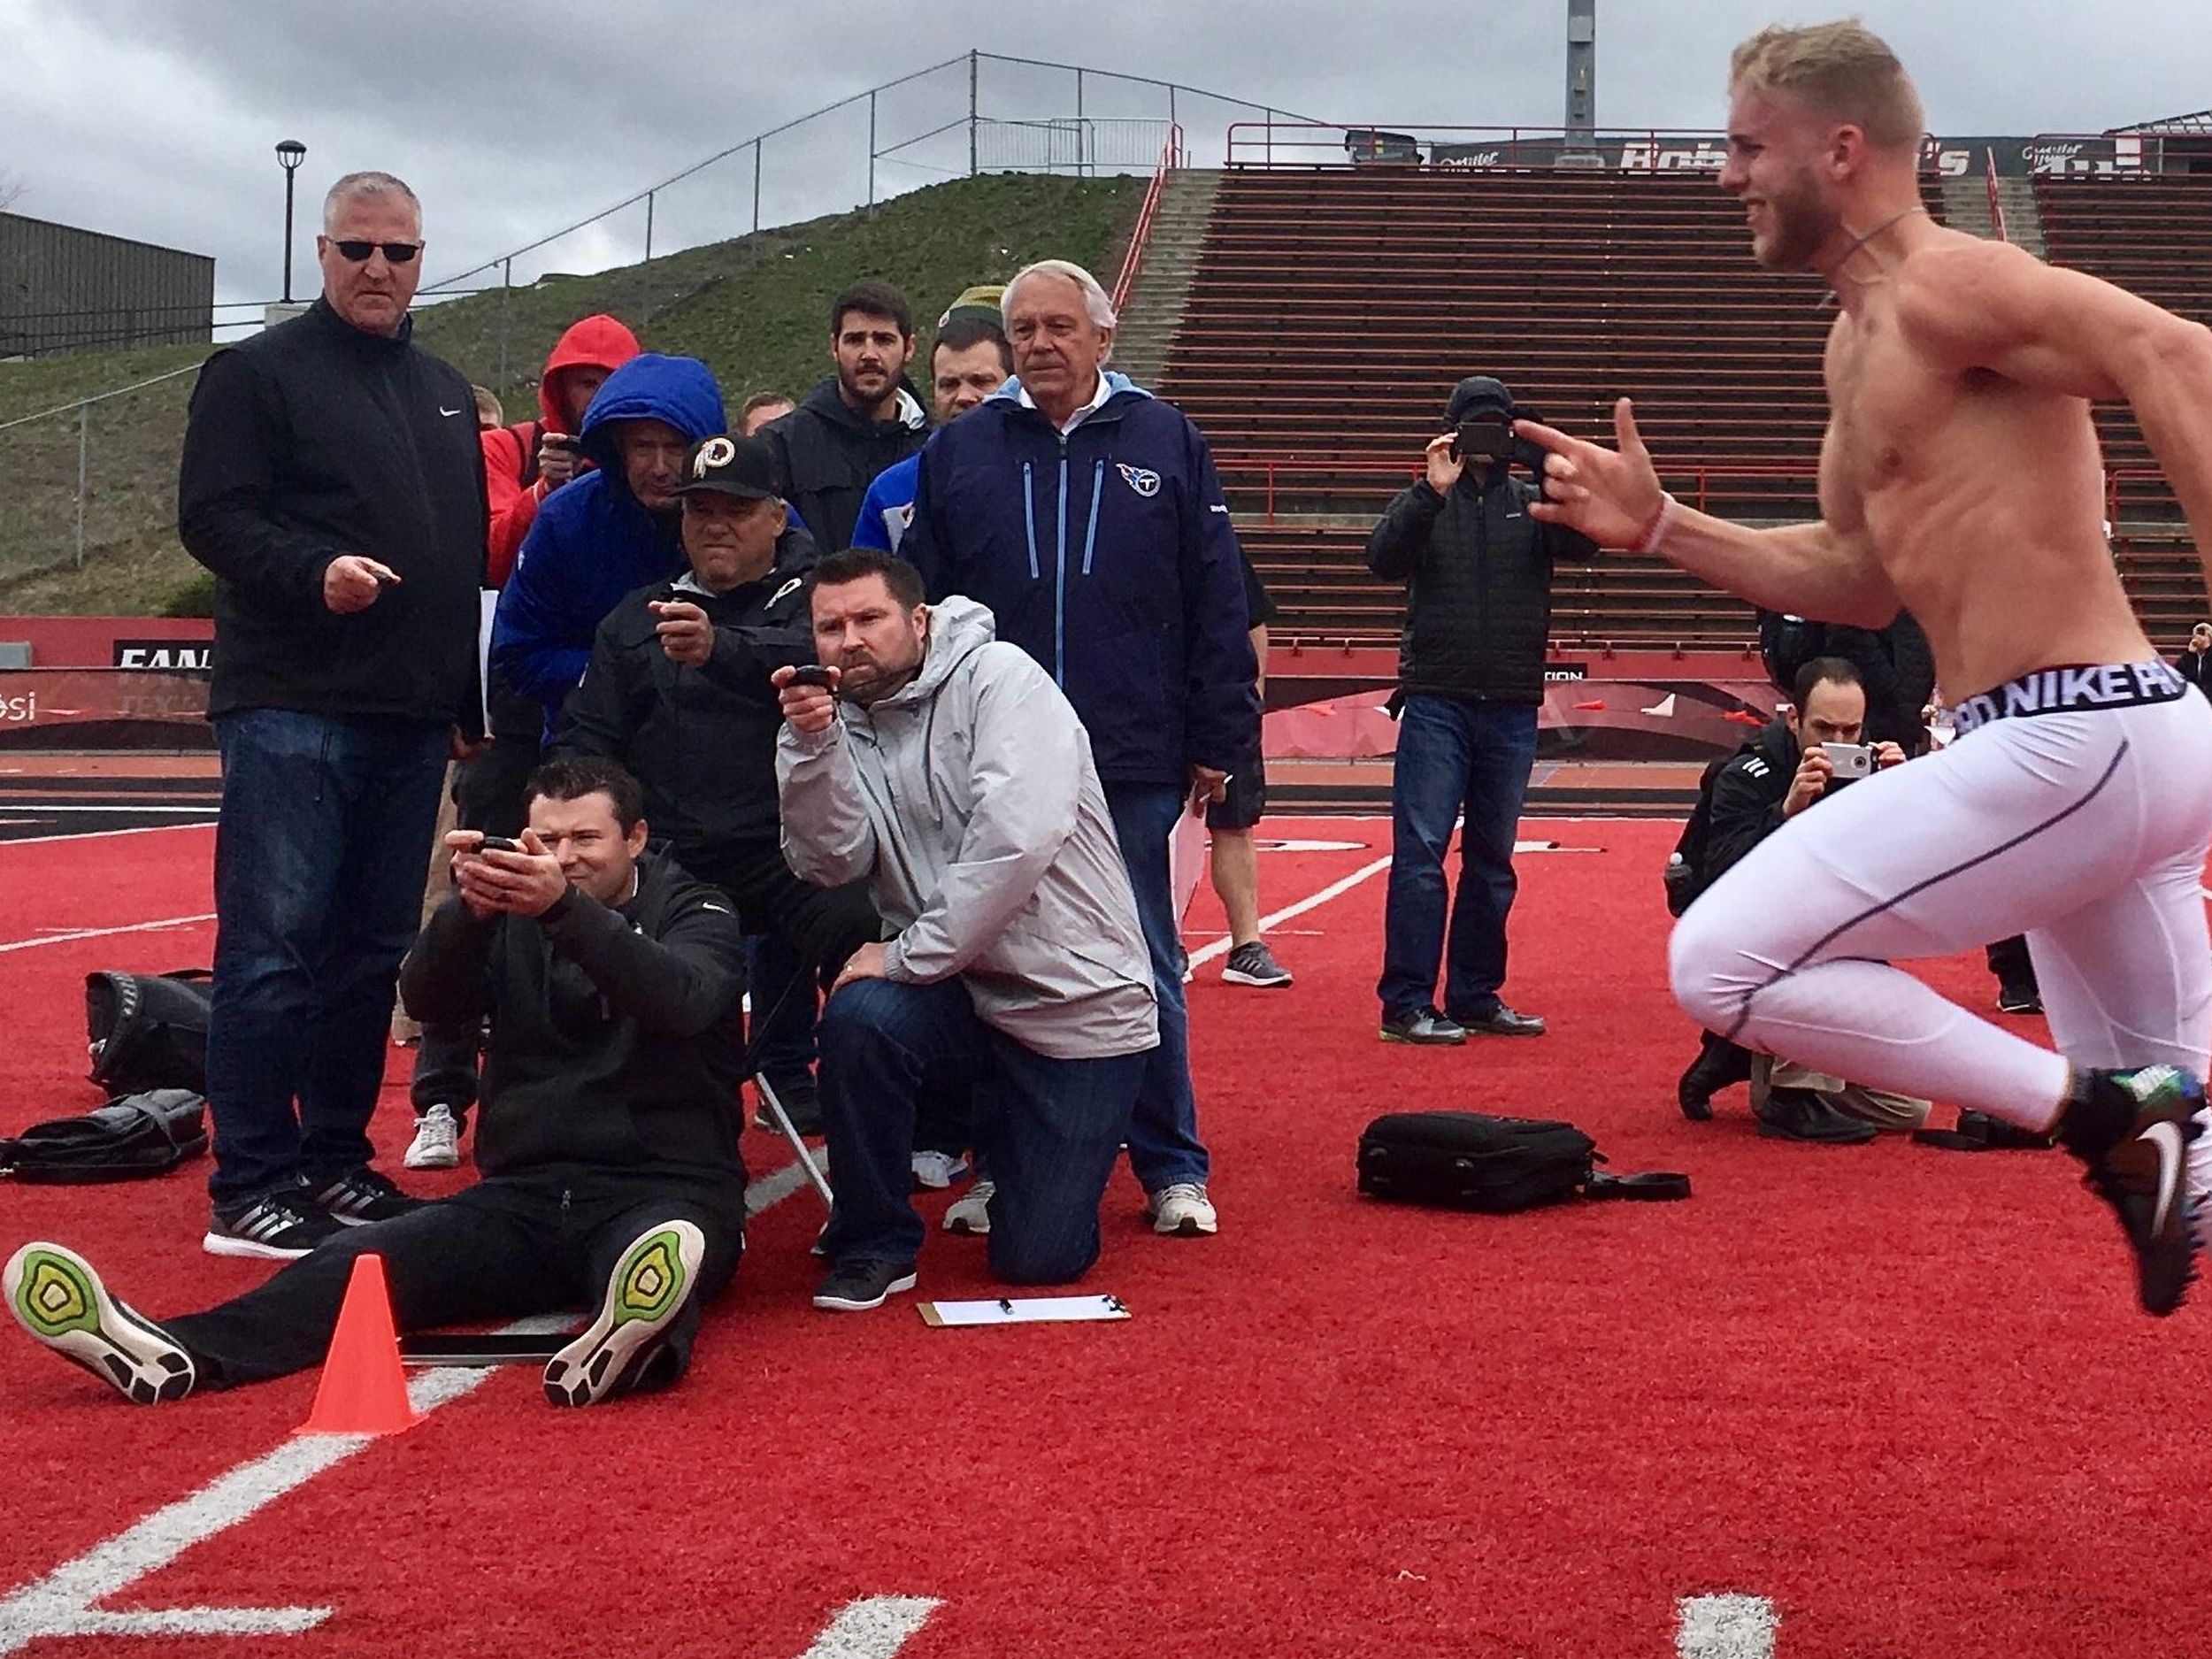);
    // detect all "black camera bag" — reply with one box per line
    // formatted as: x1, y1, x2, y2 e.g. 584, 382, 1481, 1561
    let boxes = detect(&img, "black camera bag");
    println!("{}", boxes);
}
1357, 1110, 1690, 1212
0, 1089, 208, 1184
85, 970, 214, 1094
